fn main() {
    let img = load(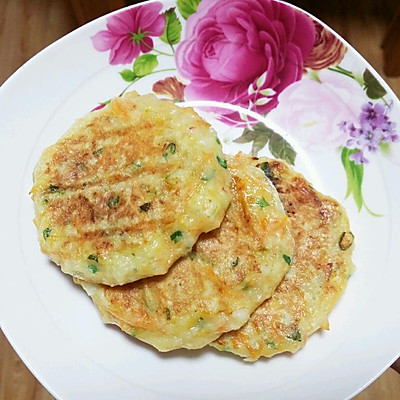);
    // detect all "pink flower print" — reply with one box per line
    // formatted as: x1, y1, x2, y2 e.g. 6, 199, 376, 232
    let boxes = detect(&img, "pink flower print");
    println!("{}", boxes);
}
91, 103, 107, 112
268, 69, 366, 152
91, 3, 166, 65
175, 0, 315, 124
